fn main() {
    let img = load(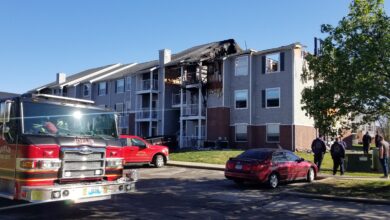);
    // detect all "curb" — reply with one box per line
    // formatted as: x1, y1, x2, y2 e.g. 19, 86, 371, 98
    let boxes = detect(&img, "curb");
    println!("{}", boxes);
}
283, 191, 390, 205
167, 161, 225, 171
